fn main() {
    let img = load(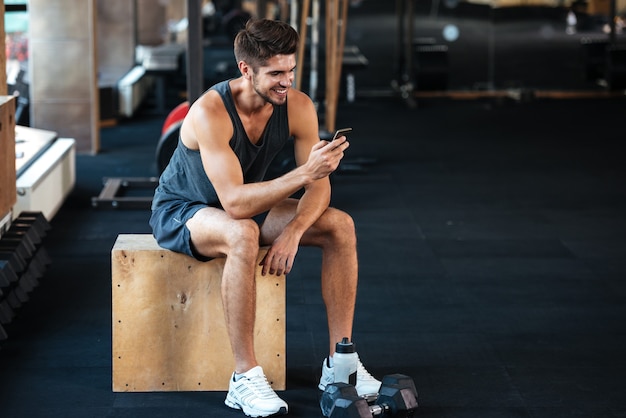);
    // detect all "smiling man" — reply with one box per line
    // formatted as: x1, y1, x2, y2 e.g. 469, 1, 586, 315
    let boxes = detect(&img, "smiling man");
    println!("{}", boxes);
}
150, 18, 380, 417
